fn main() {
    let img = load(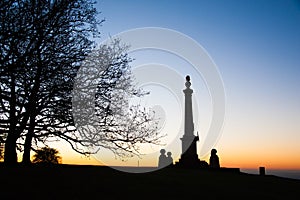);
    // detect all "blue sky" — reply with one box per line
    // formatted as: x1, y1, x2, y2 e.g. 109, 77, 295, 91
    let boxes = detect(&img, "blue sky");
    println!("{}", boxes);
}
96, 0, 300, 109
59, 0, 300, 169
